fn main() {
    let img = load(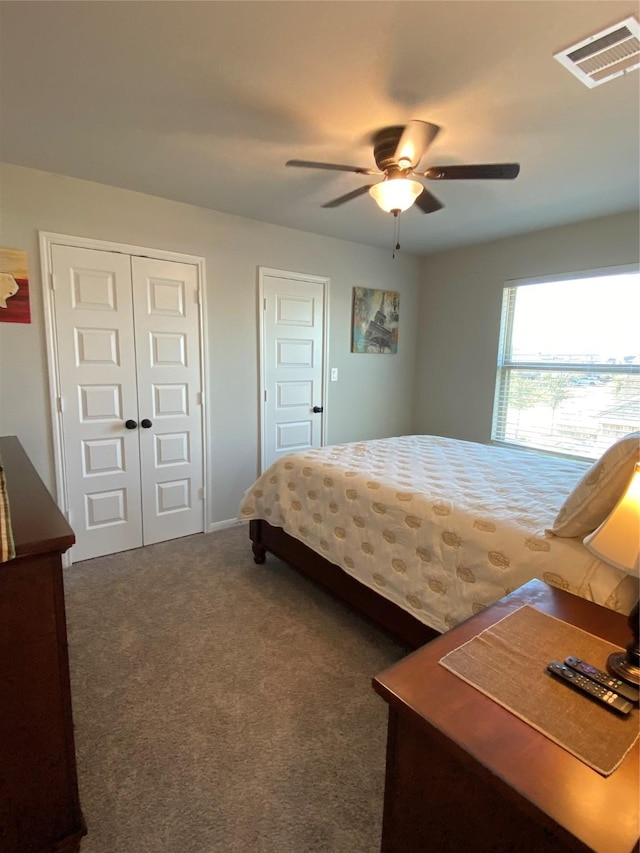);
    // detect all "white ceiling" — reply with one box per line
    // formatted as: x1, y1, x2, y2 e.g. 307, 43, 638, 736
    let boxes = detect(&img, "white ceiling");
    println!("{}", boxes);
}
1, 1, 639, 256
